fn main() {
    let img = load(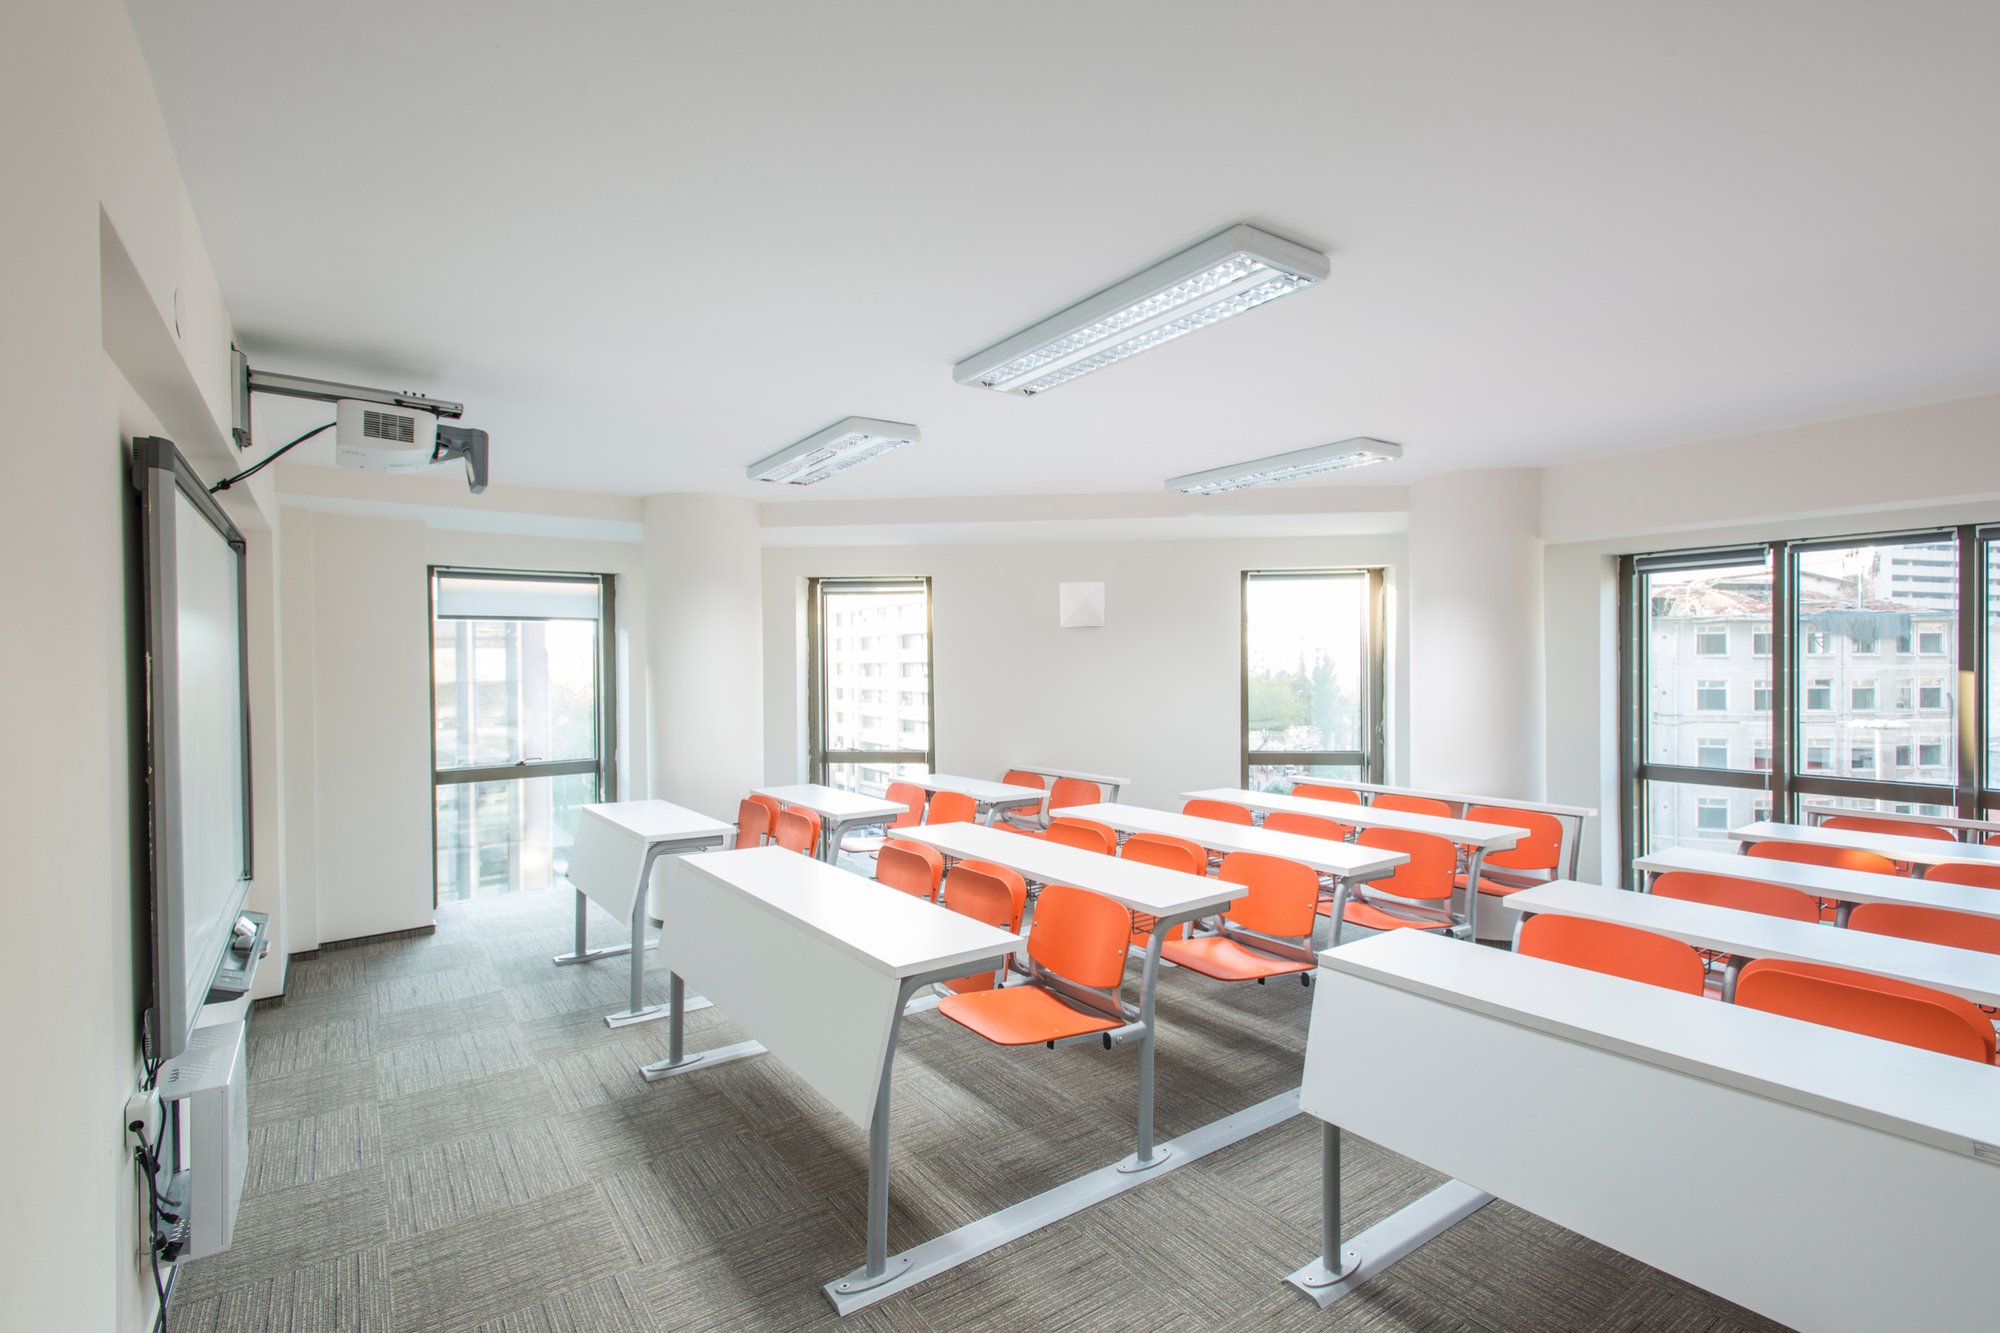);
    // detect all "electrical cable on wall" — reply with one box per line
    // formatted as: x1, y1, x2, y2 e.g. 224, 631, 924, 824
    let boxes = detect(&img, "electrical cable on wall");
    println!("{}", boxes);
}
208, 421, 335, 494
